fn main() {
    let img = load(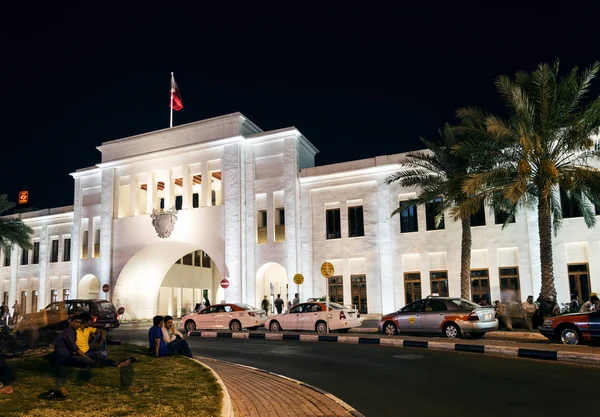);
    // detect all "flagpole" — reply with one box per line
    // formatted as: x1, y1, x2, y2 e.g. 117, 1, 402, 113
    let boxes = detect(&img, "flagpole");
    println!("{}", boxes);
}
170, 72, 174, 128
